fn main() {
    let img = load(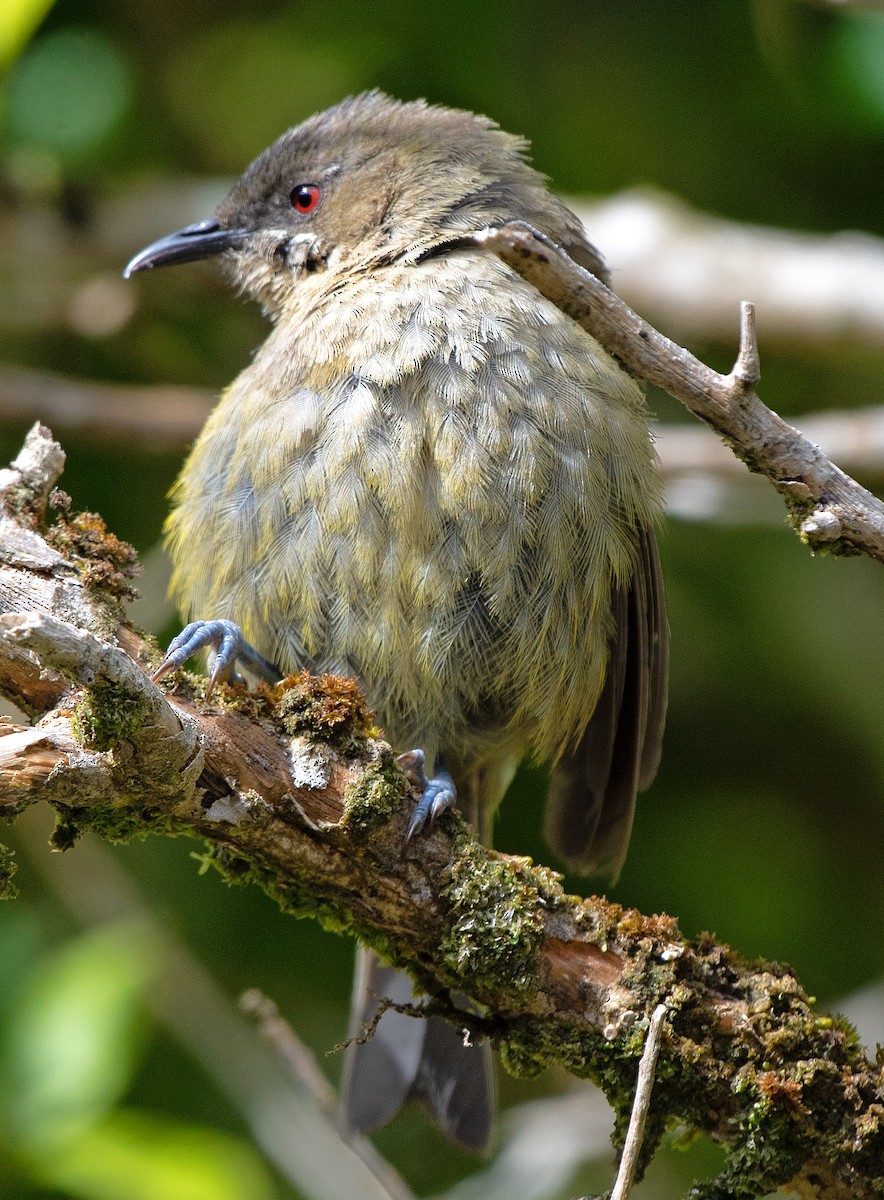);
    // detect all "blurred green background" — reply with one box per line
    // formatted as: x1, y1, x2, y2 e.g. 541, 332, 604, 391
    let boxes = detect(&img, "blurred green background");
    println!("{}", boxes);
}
2, 1, 884, 1197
